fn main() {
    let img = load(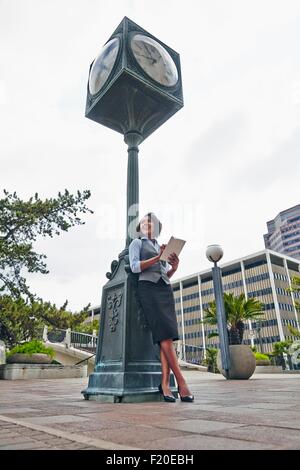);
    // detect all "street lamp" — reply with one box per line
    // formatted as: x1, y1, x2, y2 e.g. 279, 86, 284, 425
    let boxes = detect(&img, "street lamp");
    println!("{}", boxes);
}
249, 319, 264, 353
206, 245, 231, 378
